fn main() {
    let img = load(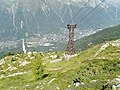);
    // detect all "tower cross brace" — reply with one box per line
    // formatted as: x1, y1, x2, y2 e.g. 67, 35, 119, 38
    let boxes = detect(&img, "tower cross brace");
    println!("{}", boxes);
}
67, 24, 77, 55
